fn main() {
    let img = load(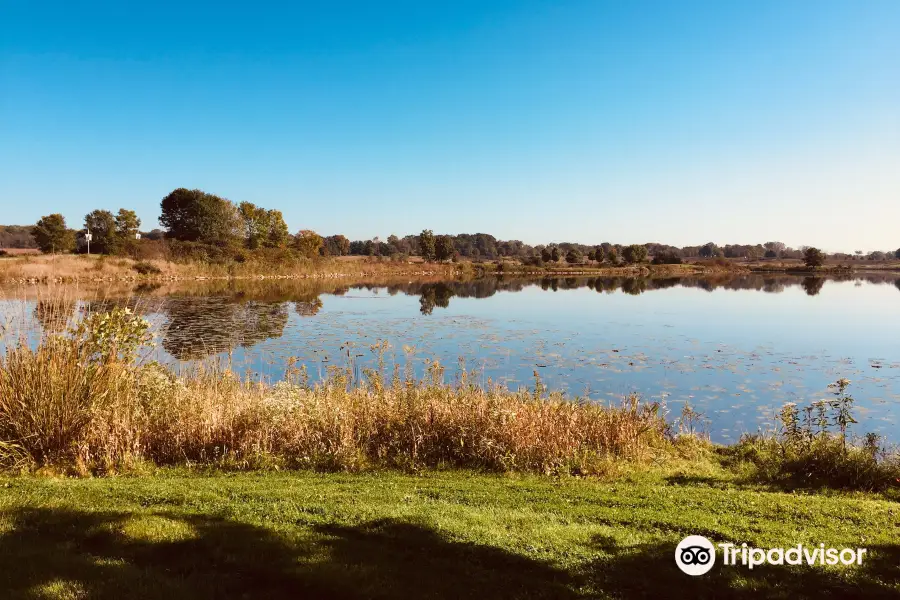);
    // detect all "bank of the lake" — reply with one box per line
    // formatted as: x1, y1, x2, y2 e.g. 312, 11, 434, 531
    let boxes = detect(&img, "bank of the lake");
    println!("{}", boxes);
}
1, 469, 898, 599
0, 253, 742, 285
